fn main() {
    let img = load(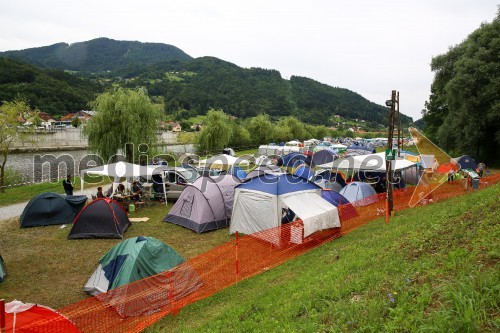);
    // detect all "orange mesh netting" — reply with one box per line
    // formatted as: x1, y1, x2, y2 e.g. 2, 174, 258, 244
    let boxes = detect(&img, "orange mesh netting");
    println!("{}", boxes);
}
13, 126, 499, 332
53, 175, 499, 333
